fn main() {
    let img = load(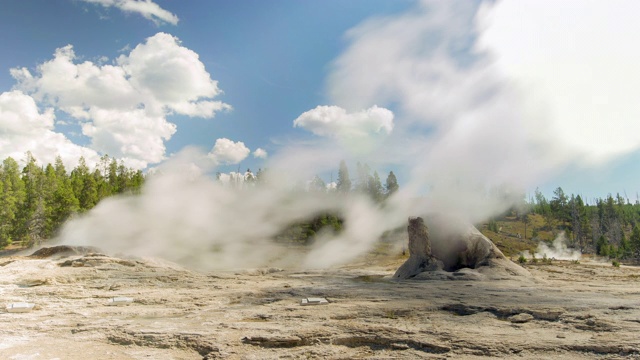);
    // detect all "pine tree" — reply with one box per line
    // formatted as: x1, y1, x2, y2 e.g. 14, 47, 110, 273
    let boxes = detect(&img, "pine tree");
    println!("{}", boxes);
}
355, 162, 370, 193
596, 235, 609, 257
51, 156, 79, 232
619, 232, 631, 259
43, 163, 58, 238
71, 157, 98, 211
108, 158, 119, 192
384, 171, 399, 197
309, 175, 326, 193
18, 152, 47, 246
128, 170, 145, 194
367, 171, 383, 202
337, 160, 351, 193
551, 186, 570, 227
630, 225, 640, 257
0, 157, 26, 247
